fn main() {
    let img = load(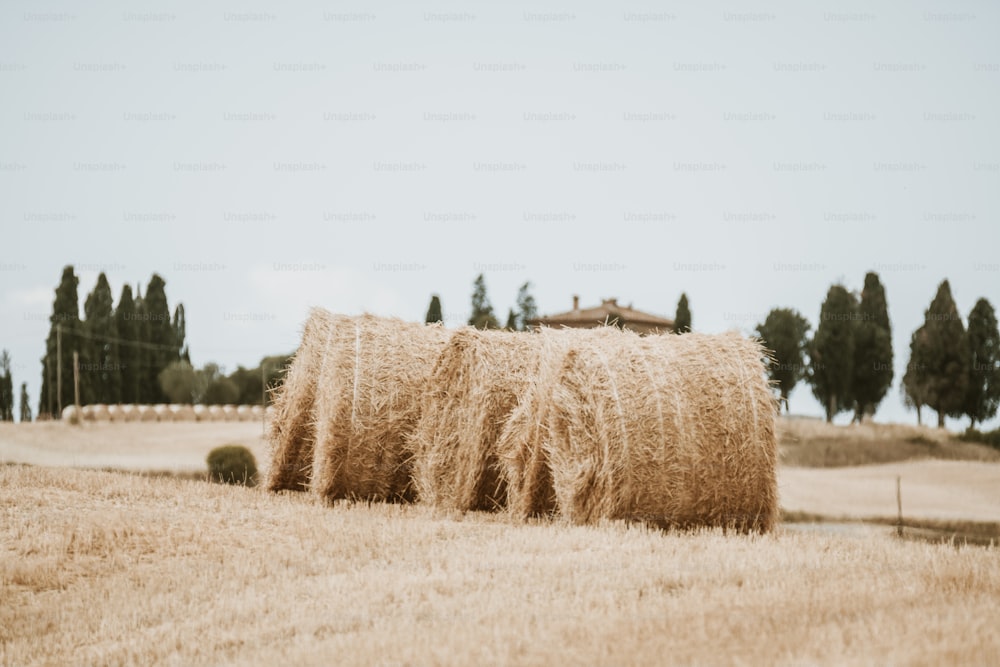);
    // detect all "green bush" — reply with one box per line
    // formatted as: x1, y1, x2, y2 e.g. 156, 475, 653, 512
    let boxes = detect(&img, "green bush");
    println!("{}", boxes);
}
958, 428, 1000, 450
206, 445, 258, 486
